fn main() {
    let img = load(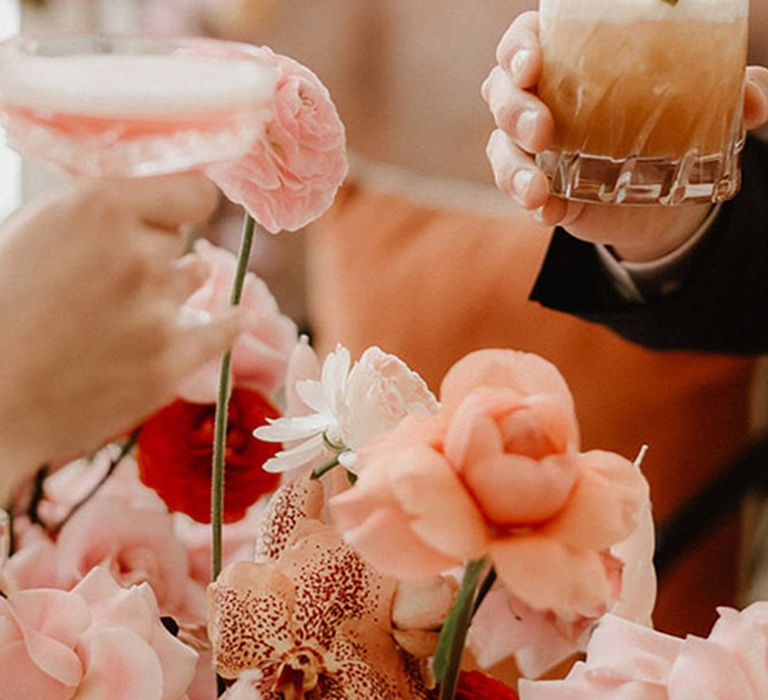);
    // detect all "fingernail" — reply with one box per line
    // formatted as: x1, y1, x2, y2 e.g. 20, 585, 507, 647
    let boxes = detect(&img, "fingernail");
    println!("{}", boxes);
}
511, 49, 533, 78
533, 206, 545, 223
517, 110, 539, 144
512, 170, 534, 201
